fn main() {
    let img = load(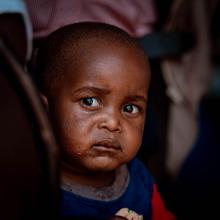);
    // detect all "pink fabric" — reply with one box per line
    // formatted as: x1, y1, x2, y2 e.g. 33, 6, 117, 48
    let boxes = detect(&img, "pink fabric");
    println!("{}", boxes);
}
25, 0, 157, 38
